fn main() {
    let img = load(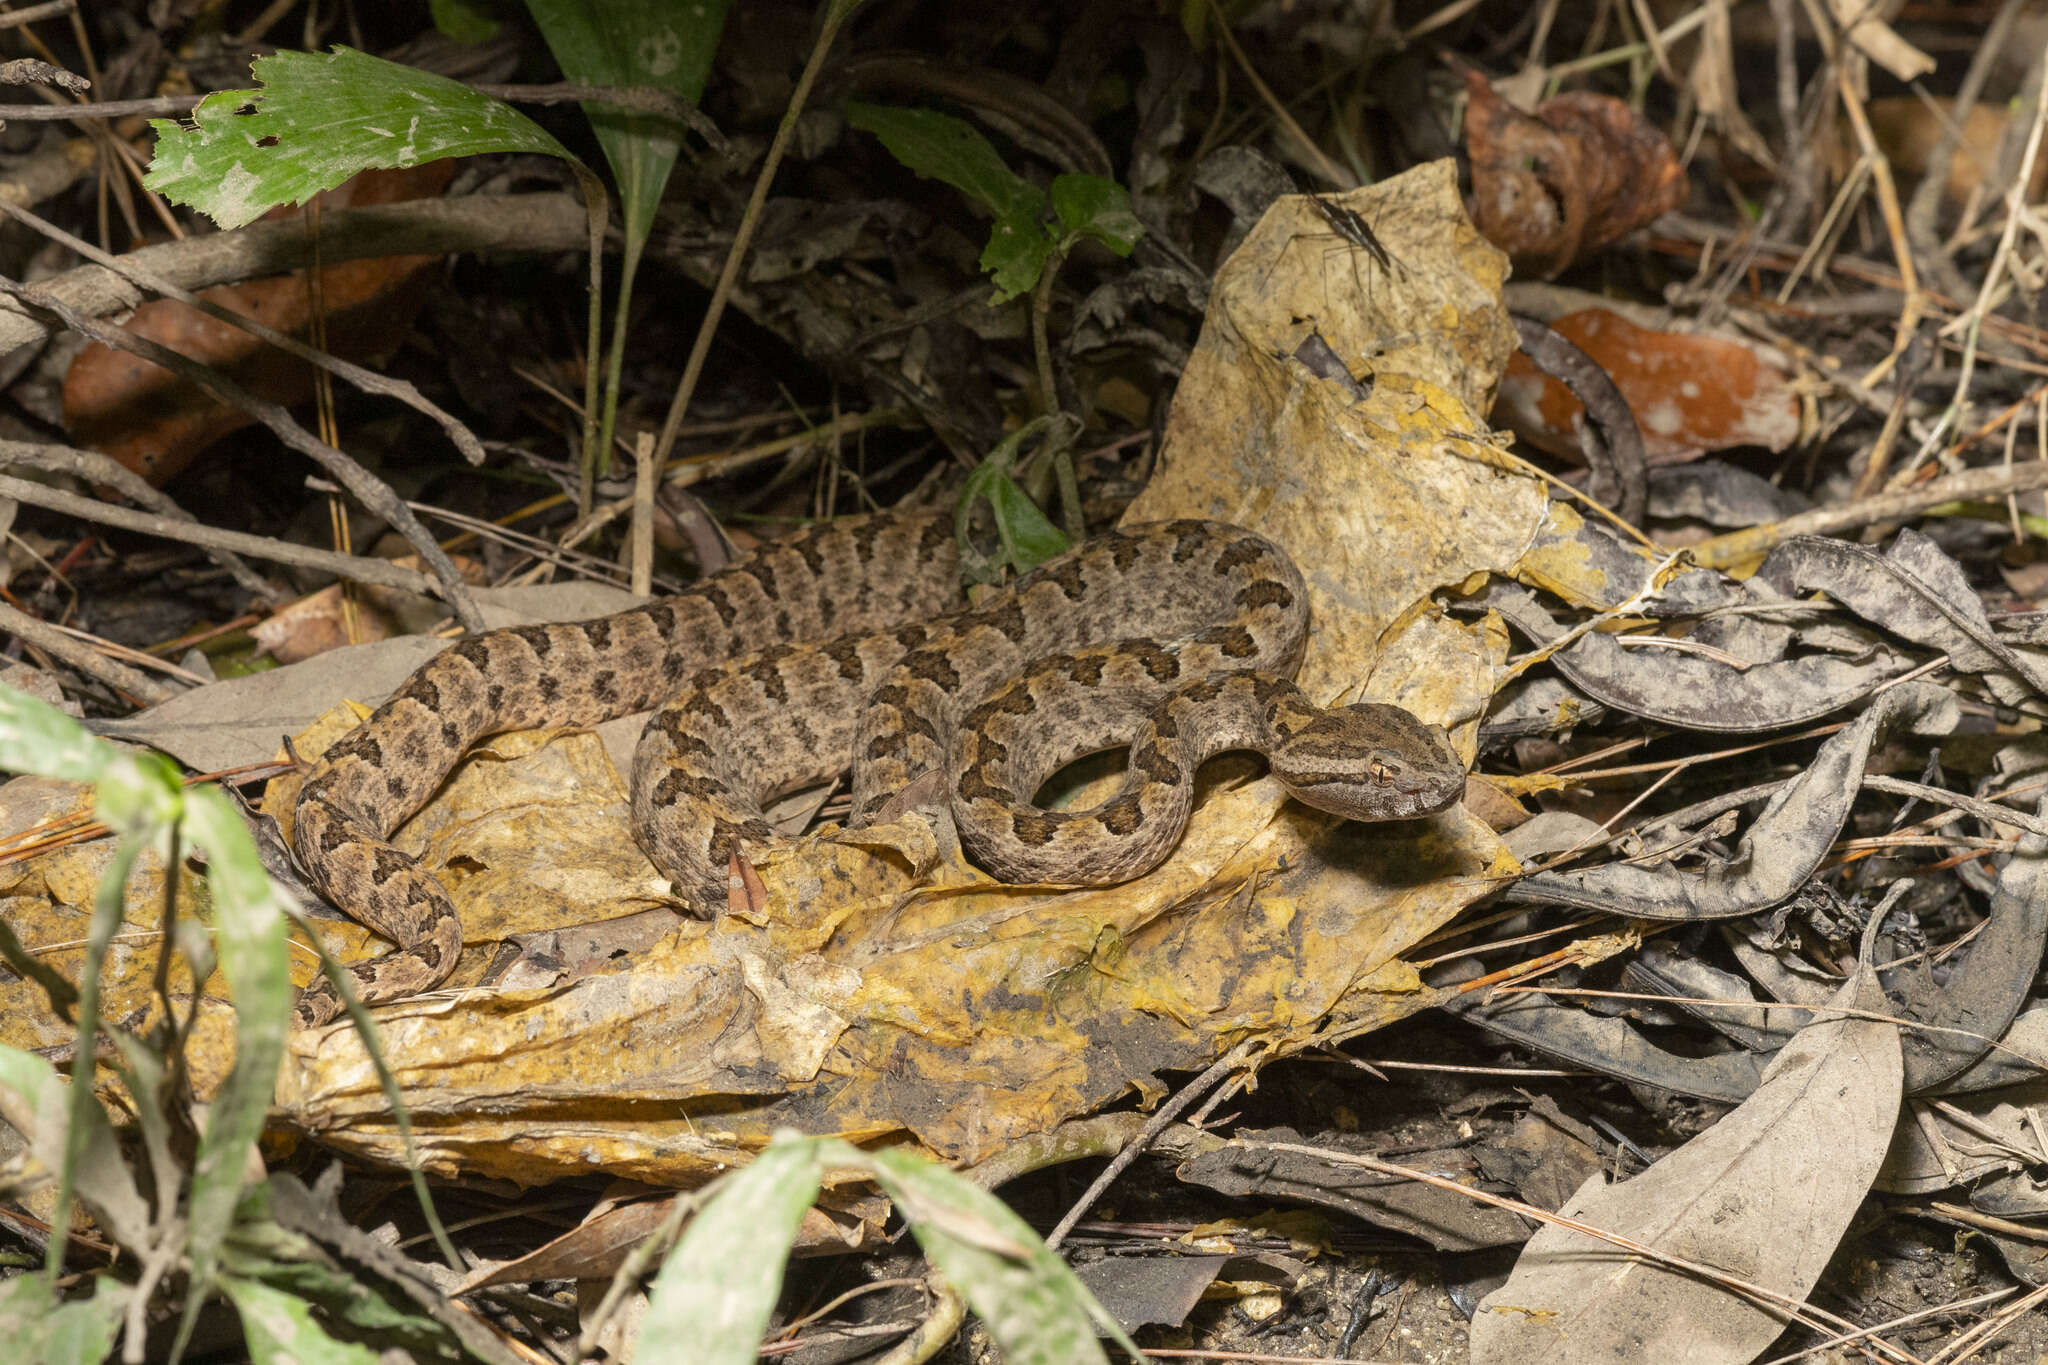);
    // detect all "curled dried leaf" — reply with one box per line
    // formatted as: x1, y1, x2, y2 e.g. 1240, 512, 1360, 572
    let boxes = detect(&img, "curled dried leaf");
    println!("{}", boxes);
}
1464, 74, 1686, 279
